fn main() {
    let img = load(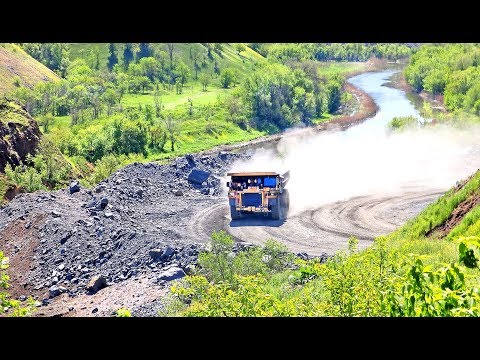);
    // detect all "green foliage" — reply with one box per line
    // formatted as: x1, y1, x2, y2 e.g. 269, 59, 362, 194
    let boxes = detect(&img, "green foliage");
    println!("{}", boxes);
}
220, 68, 236, 88
1, 251, 36, 316
405, 44, 480, 115
21, 43, 70, 77
260, 43, 413, 63
0, 175, 7, 205
197, 231, 293, 288
242, 64, 330, 129
387, 115, 420, 132
389, 170, 480, 241
115, 307, 132, 317
447, 205, 480, 240
4, 138, 72, 191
